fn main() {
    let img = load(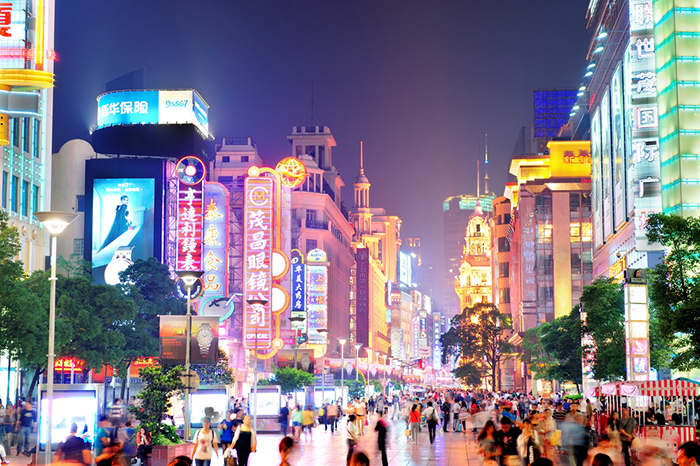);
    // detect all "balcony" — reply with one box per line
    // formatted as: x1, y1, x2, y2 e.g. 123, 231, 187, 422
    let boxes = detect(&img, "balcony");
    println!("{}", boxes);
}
306, 220, 329, 230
